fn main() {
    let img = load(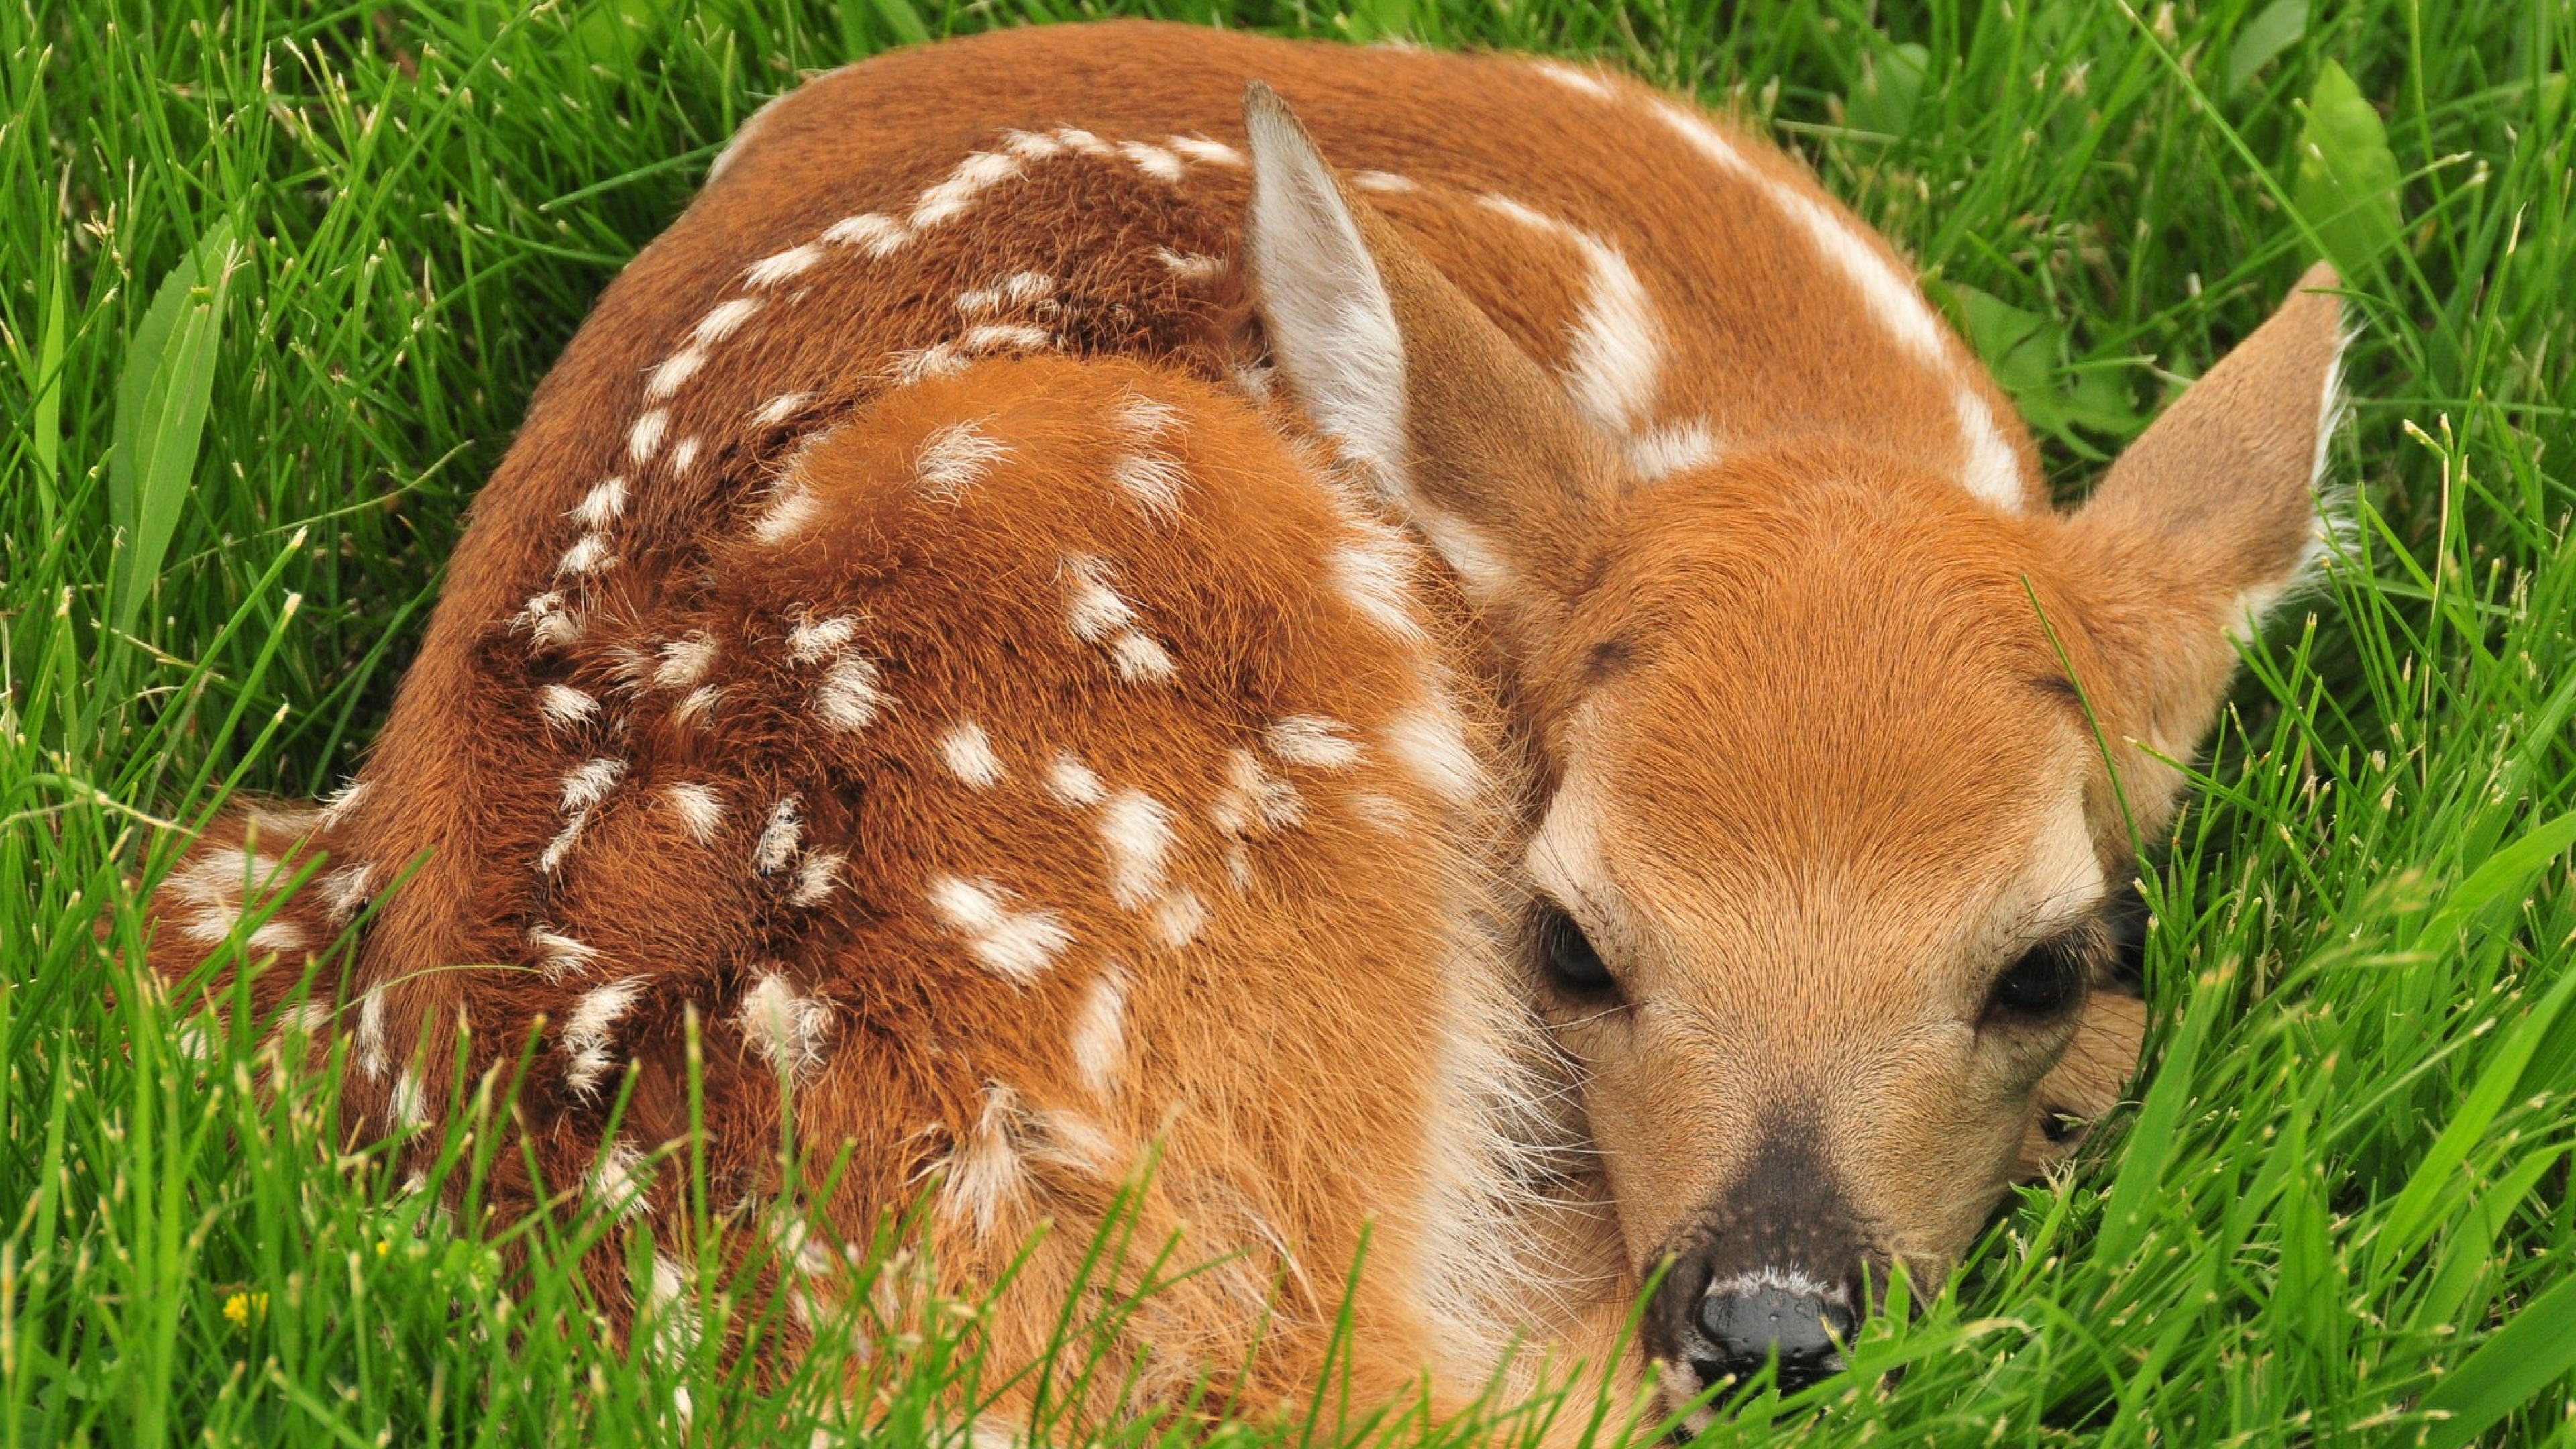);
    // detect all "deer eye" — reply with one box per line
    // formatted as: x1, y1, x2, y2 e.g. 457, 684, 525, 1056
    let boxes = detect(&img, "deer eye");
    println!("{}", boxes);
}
1983, 933, 2089, 1024
1537, 906, 1616, 996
